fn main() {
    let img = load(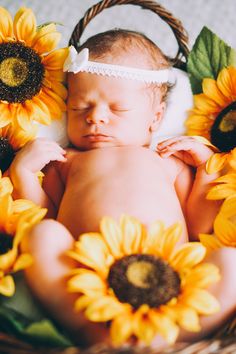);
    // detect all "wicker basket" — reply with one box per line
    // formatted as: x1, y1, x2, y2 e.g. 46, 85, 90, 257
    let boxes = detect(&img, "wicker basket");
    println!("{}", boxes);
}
0, 1, 235, 353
